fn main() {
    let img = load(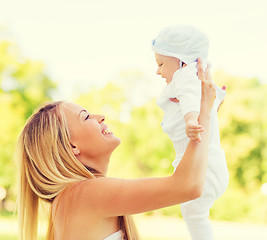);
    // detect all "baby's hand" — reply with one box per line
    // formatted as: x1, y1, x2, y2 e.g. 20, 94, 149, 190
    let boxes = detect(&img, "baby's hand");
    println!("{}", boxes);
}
186, 120, 204, 143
